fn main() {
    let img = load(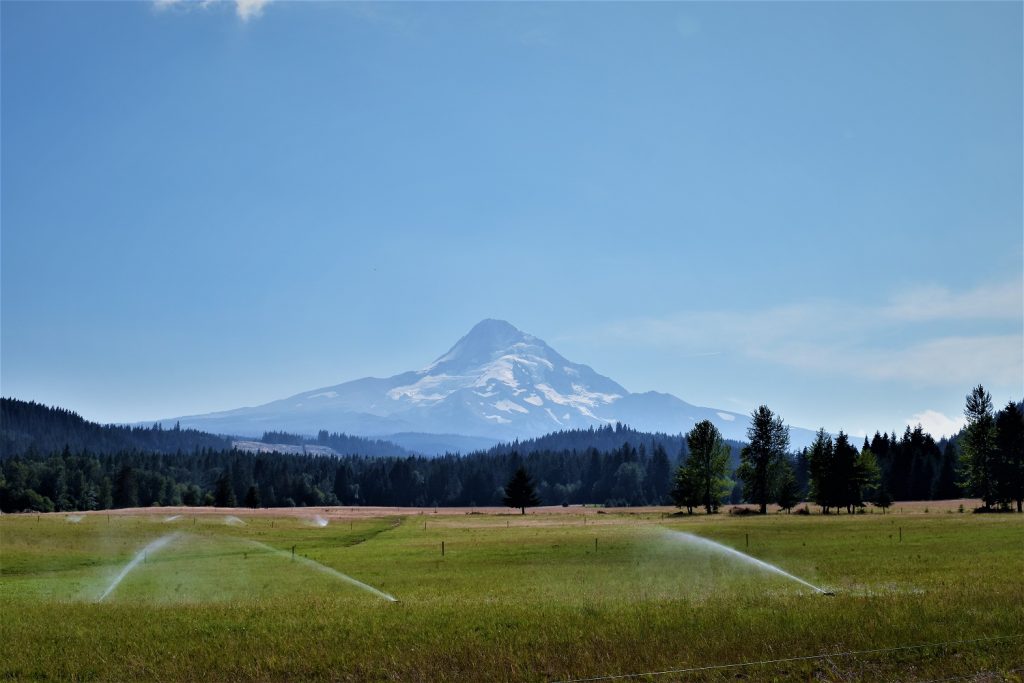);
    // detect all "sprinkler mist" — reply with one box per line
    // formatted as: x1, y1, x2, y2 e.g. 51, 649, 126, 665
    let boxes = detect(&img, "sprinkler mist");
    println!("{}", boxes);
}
98, 533, 181, 602
248, 540, 397, 602
306, 515, 329, 528
661, 529, 833, 595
